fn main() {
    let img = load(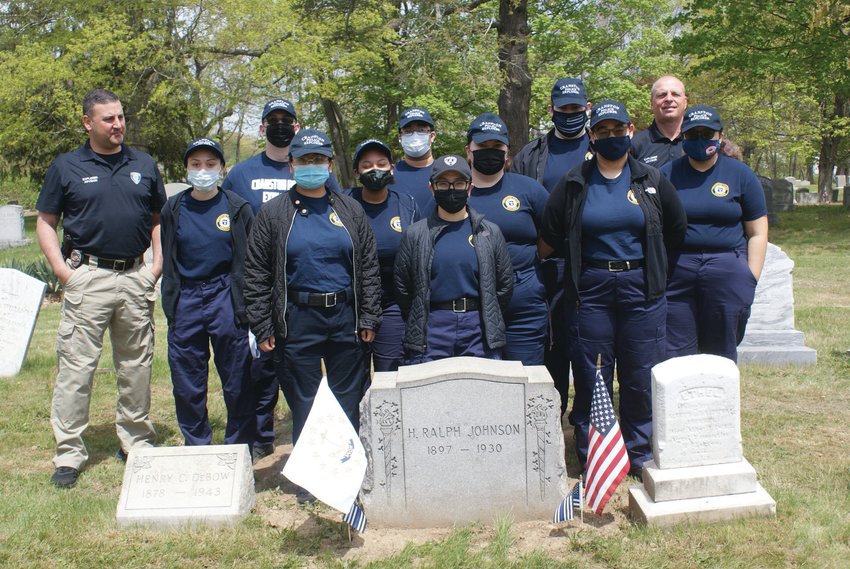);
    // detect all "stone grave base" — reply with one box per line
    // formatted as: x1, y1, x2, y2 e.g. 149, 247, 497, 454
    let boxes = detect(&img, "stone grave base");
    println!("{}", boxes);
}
737, 330, 816, 366
641, 459, 757, 502
629, 483, 776, 526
